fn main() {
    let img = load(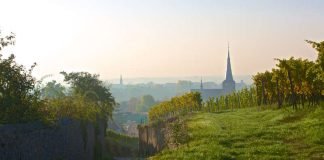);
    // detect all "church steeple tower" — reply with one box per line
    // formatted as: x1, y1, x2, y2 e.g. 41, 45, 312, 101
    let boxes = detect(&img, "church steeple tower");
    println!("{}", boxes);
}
200, 77, 203, 90
120, 75, 123, 85
225, 44, 234, 81
222, 43, 235, 94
